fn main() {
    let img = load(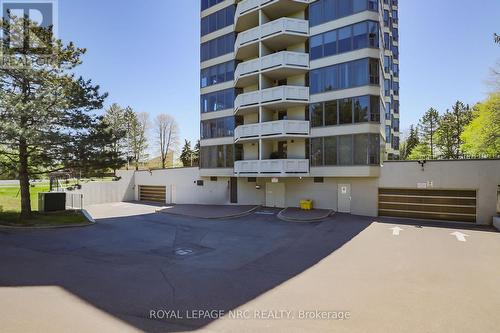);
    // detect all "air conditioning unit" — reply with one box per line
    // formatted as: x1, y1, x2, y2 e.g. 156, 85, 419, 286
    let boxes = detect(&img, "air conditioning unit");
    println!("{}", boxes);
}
38, 192, 66, 212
